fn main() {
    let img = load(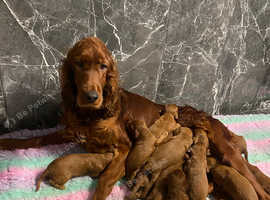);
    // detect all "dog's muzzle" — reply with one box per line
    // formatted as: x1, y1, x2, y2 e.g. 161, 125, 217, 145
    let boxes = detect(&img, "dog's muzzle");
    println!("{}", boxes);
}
85, 90, 99, 103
